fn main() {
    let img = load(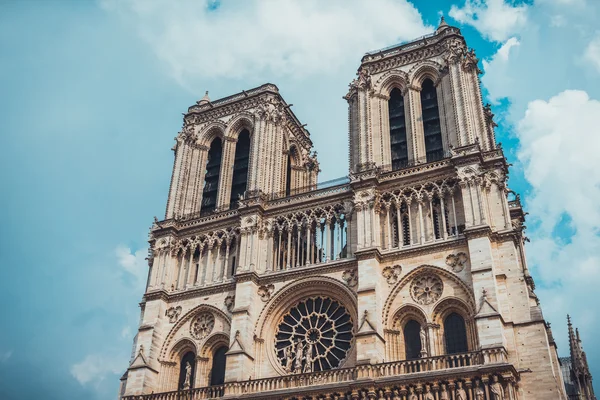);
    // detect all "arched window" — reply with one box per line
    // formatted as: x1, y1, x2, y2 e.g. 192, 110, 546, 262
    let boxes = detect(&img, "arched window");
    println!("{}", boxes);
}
210, 346, 228, 386
404, 320, 422, 360
285, 151, 293, 197
178, 351, 196, 390
420, 79, 443, 162
202, 138, 223, 214
388, 88, 408, 170
444, 312, 468, 354
229, 129, 251, 208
